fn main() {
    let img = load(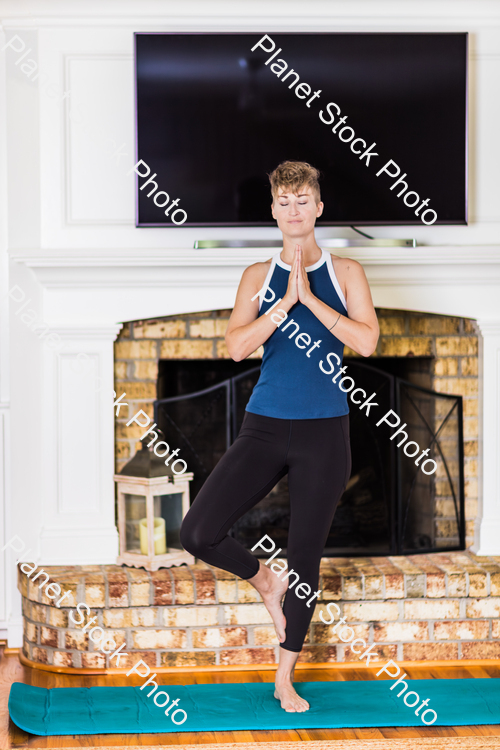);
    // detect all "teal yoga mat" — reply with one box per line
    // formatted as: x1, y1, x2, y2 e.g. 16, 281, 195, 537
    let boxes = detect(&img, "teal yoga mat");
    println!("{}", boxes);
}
9, 679, 500, 735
